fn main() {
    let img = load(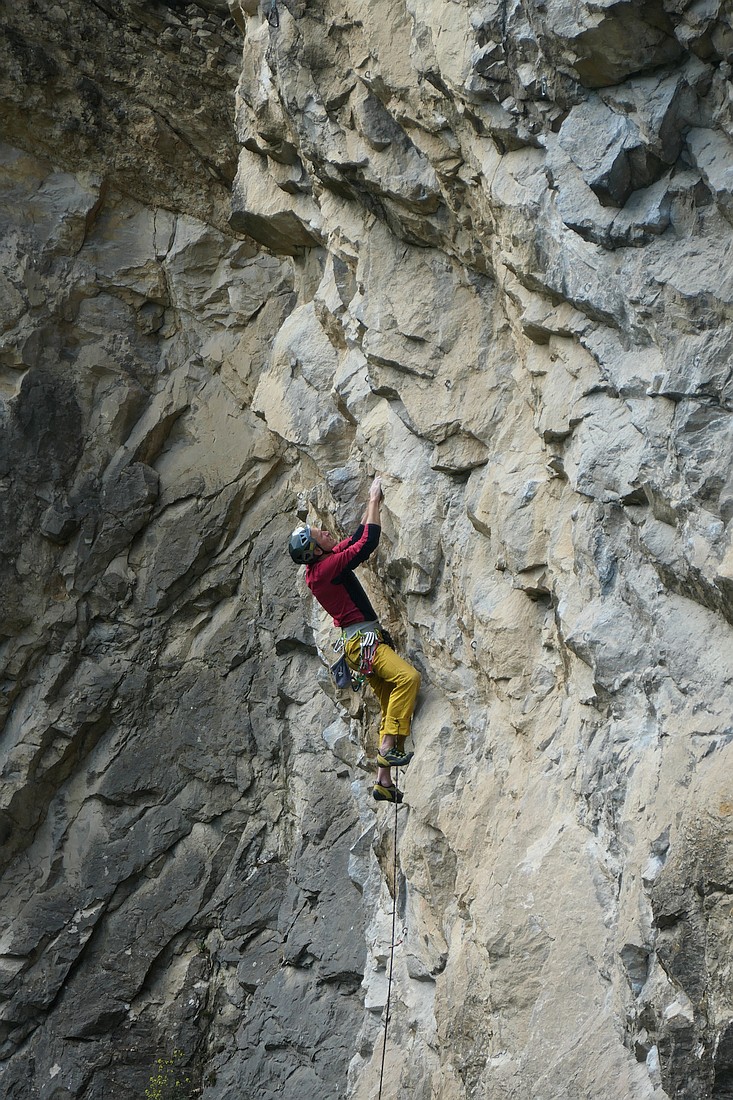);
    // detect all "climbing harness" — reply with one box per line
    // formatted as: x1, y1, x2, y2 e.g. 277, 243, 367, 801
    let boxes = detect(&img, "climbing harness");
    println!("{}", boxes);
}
332, 621, 384, 691
330, 616, 404, 691
340, 621, 382, 676
377, 768, 401, 1100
